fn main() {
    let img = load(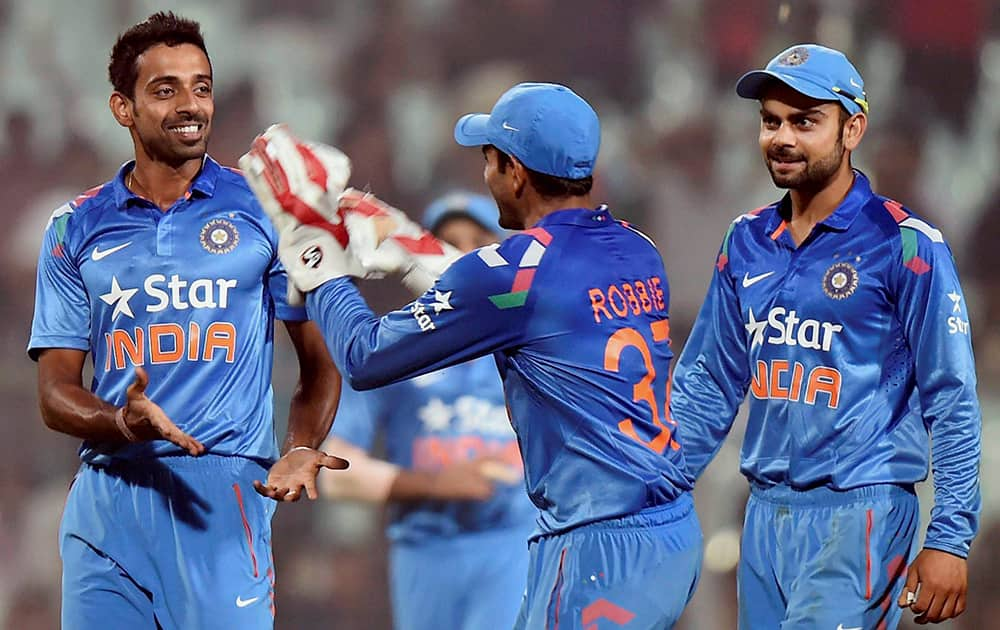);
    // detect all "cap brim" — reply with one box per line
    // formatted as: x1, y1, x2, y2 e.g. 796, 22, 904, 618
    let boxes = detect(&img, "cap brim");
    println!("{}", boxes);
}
454, 113, 490, 146
736, 70, 836, 103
